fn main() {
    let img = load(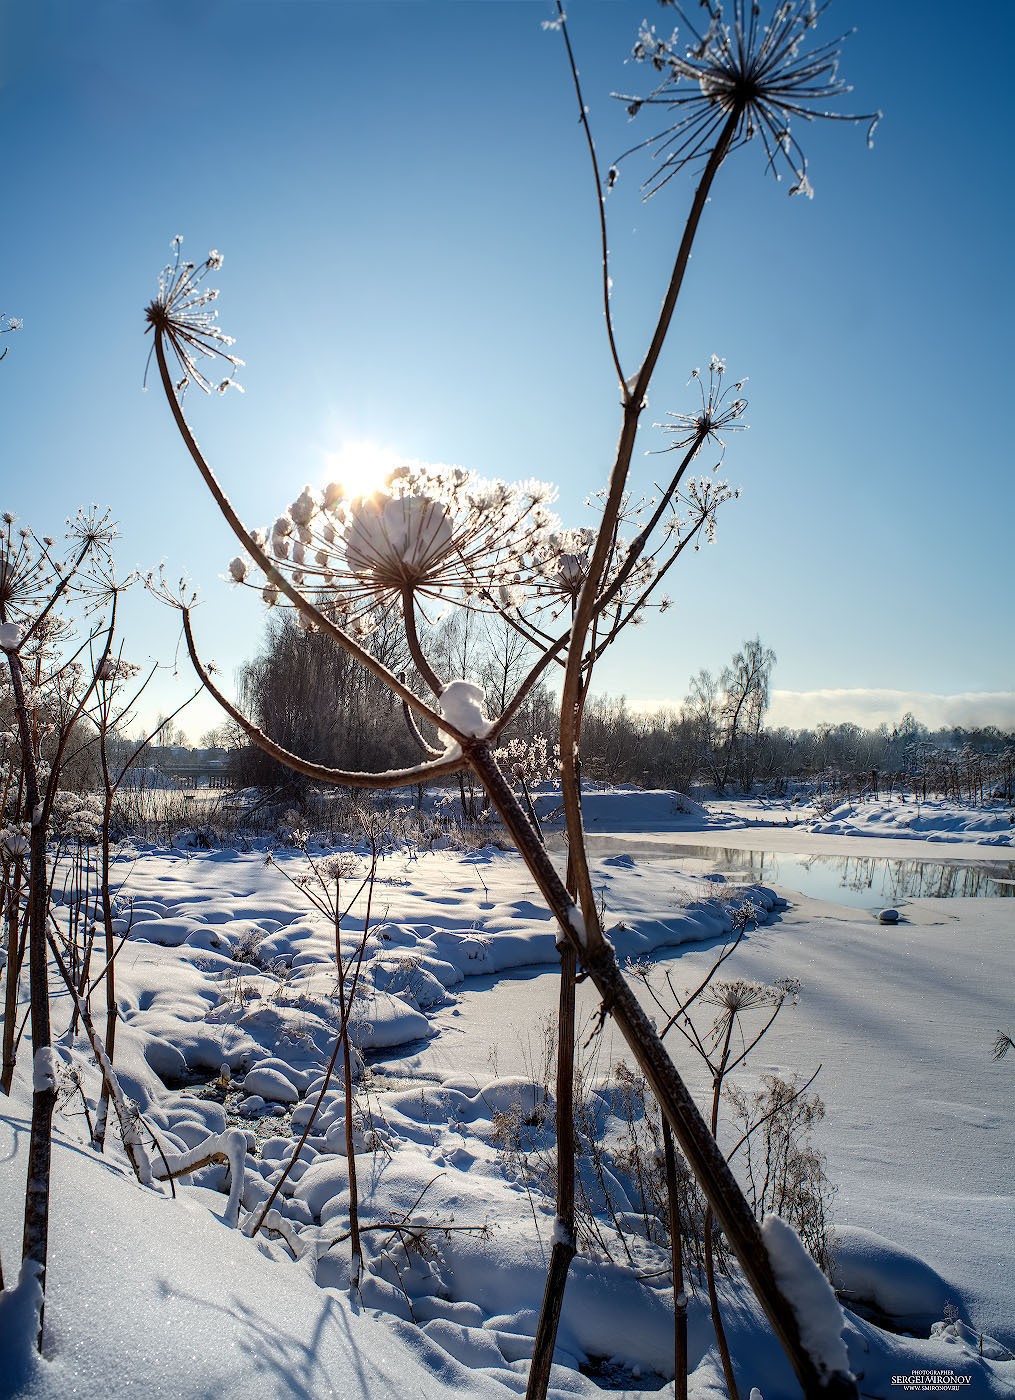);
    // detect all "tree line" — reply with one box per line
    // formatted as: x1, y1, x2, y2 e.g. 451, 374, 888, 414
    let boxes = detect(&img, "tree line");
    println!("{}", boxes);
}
222, 619, 1014, 802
